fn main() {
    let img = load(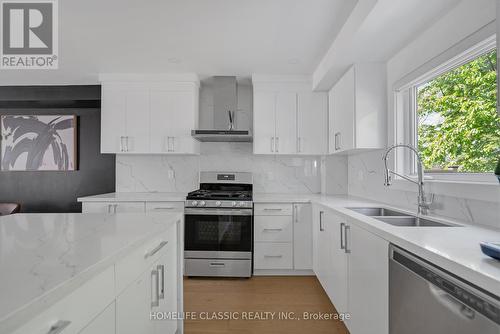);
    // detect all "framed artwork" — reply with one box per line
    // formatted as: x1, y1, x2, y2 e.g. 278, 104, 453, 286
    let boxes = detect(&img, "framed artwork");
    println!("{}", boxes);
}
1, 115, 78, 171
